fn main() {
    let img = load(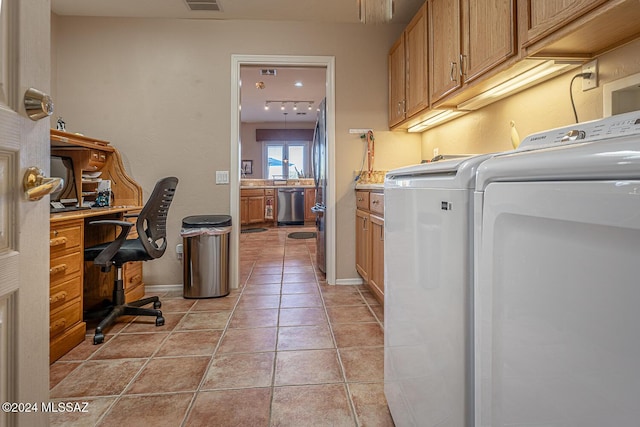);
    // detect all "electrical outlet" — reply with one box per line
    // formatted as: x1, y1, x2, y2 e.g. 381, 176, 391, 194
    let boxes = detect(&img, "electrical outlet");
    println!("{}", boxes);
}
433, 147, 439, 157
582, 59, 598, 91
